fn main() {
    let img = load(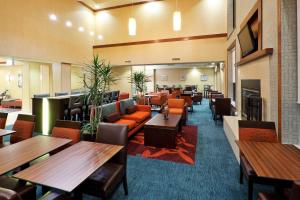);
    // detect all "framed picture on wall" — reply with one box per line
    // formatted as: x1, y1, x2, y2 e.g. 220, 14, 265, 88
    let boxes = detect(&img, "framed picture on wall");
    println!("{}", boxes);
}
200, 75, 209, 81
160, 75, 168, 81
180, 74, 186, 81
